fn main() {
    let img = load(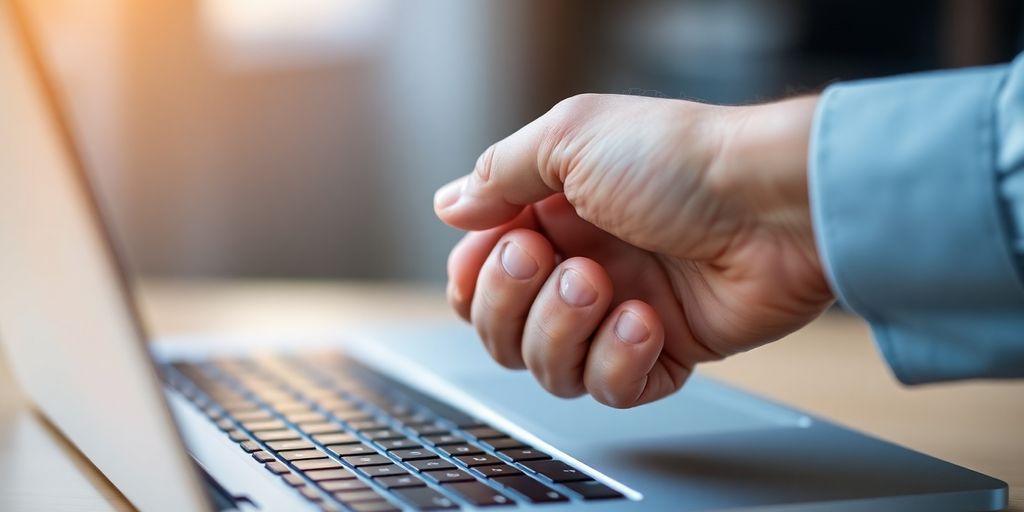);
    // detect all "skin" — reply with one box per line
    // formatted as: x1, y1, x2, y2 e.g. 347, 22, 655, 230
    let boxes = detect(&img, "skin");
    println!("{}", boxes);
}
434, 93, 834, 409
